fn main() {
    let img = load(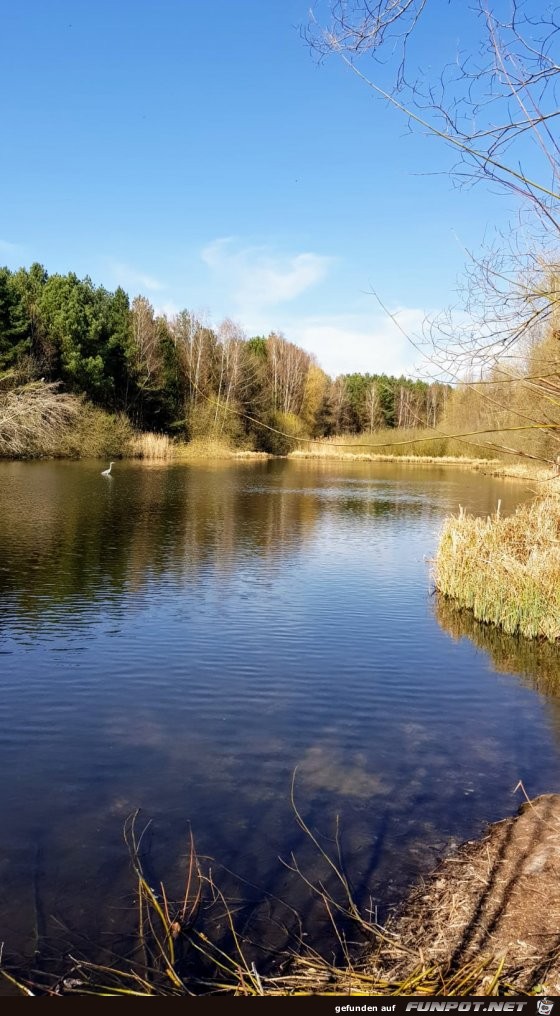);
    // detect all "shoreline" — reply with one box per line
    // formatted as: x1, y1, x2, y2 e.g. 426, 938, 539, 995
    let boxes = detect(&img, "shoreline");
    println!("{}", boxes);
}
365, 793, 560, 996
3, 797, 558, 996
434, 494, 560, 641
2, 444, 553, 484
